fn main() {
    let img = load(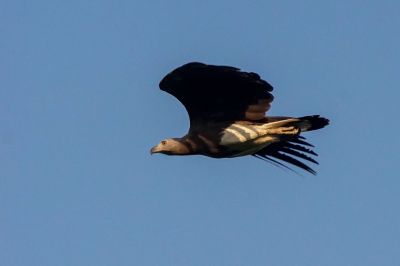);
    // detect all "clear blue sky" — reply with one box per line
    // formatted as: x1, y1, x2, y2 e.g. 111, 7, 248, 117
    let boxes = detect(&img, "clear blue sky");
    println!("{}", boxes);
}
1, 0, 399, 265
